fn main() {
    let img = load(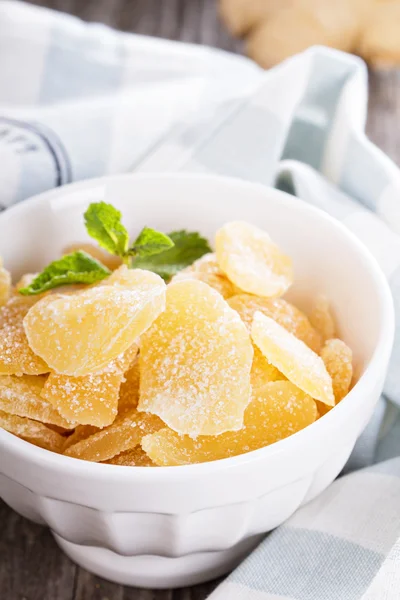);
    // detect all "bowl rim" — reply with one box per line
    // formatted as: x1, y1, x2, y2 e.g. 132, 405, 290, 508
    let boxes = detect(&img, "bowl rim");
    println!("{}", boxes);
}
0, 172, 395, 480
